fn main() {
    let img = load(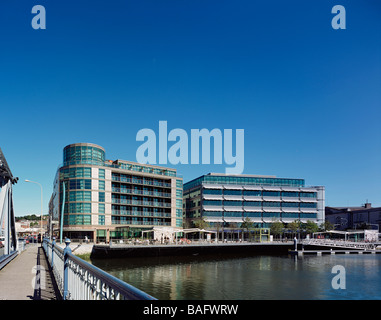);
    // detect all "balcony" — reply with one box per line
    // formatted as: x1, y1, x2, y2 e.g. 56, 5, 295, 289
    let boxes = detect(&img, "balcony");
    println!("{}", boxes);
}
111, 175, 171, 188
111, 198, 171, 207
111, 187, 171, 198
